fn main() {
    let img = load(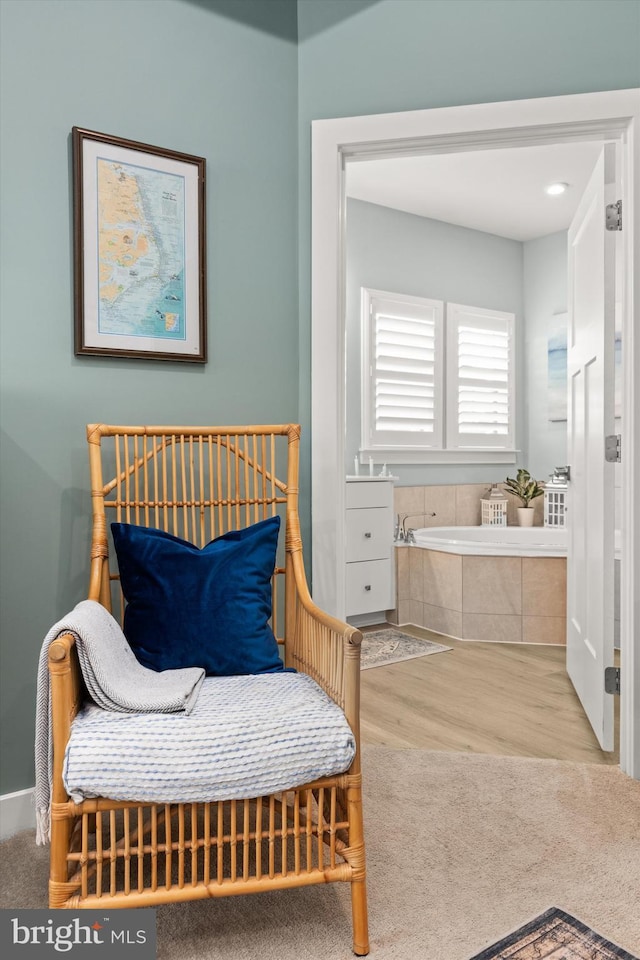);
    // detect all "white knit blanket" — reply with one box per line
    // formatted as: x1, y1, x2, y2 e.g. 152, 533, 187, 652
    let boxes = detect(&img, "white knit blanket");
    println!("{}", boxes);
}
63, 673, 355, 805
35, 600, 205, 844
